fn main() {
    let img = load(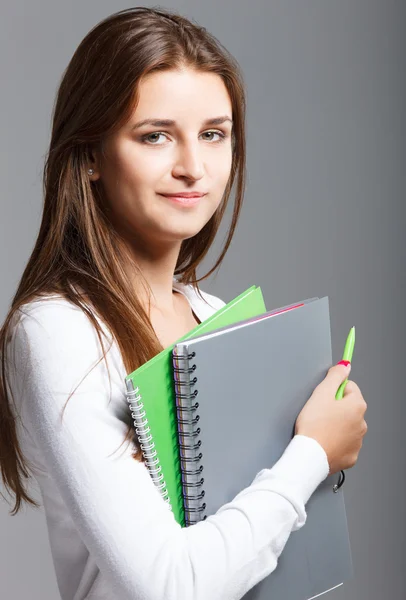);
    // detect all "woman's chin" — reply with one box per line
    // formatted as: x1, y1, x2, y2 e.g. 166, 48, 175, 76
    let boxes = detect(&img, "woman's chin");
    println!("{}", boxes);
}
153, 216, 211, 242
157, 227, 203, 243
